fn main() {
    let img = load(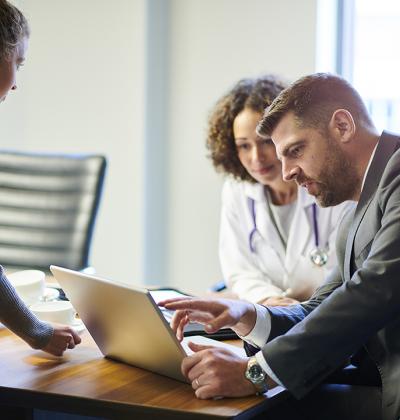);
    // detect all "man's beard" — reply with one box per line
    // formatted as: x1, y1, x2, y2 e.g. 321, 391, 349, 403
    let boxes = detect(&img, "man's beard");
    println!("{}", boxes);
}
299, 138, 359, 207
